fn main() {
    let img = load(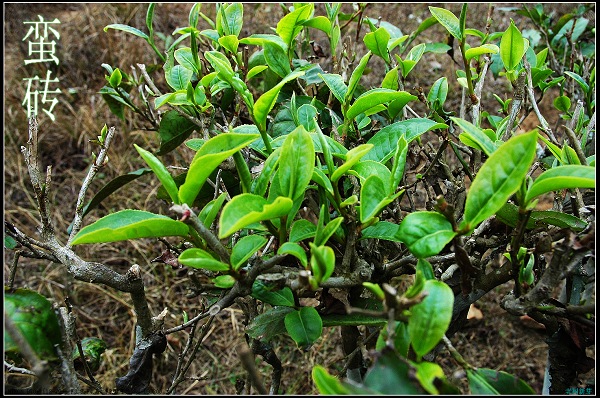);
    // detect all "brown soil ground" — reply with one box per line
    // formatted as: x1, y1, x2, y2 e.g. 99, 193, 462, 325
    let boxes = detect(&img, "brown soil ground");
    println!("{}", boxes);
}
4, 3, 594, 394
